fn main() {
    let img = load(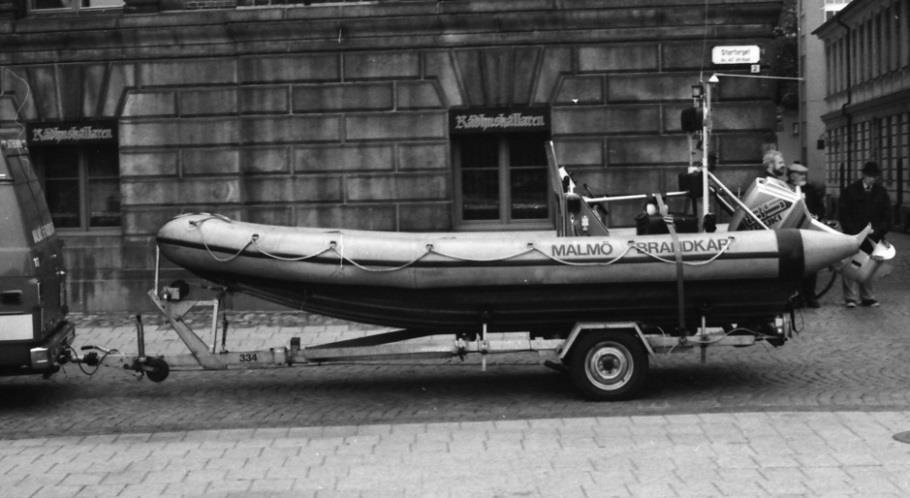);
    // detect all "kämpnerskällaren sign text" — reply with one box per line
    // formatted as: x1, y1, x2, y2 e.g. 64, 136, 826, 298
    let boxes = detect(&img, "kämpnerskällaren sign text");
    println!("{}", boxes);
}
450, 108, 548, 134
27, 121, 118, 146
